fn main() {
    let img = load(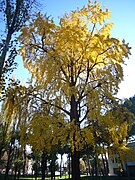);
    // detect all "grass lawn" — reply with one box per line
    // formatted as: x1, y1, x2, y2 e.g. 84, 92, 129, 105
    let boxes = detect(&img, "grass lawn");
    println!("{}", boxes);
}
24, 174, 85, 179
19, 175, 70, 179
0, 174, 70, 180
0, 174, 132, 180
